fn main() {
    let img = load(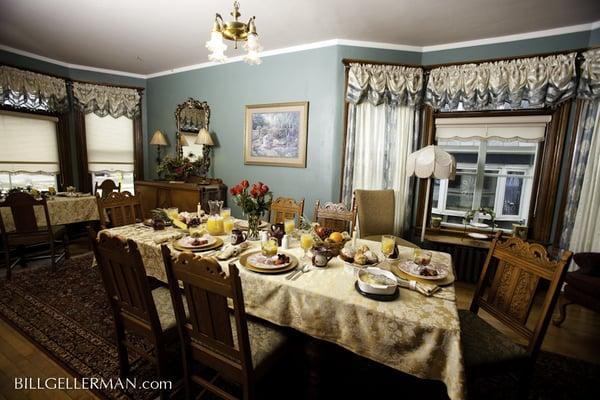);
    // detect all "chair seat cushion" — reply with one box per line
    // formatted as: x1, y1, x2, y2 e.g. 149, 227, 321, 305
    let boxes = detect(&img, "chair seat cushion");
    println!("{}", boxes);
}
151, 286, 188, 331
363, 234, 419, 249
230, 315, 289, 371
459, 310, 528, 368
565, 271, 600, 298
